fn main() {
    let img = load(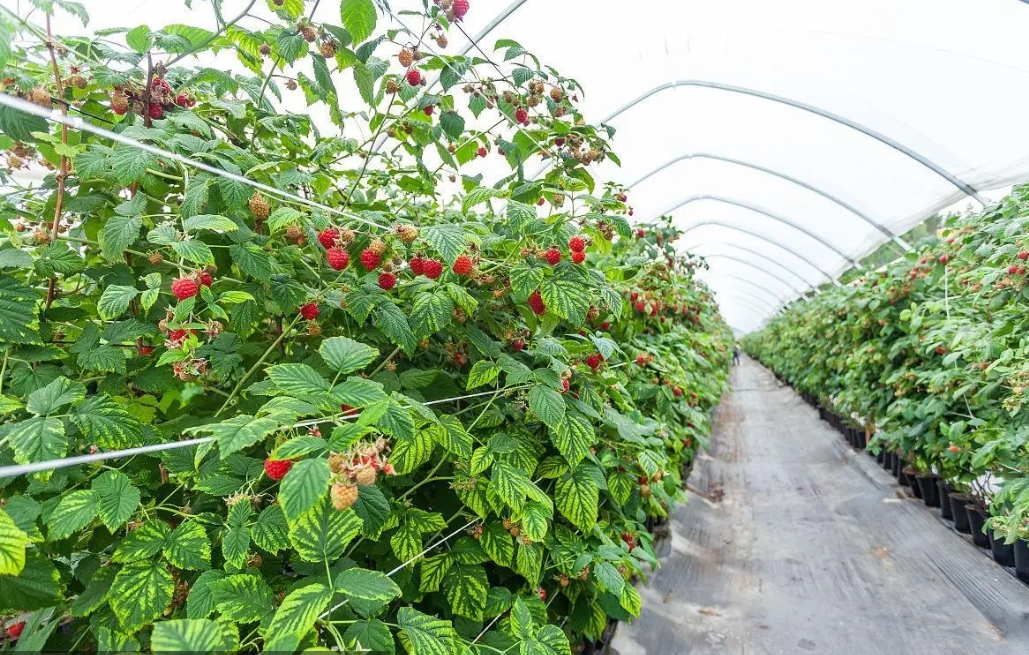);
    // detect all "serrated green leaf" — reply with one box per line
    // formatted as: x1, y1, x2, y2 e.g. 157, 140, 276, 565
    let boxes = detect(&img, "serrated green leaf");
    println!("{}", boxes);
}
509, 264, 545, 300
208, 573, 273, 622
71, 395, 144, 449
520, 502, 550, 543
397, 607, 458, 655
280, 458, 331, 521
556, 464, 599, 532
320, 336, 379, 374
0, 553, 61, 612
340, 0, 377, 44
151, 619, 229, 652
344, 618, 395, 654
410, 291, 453, 338
164, 520, 210, 570
541, 277, 590, 324
112, 521, 171, 563
529, 386, 565, 431
289, 497, 362, 562
443, 562, 488, 620
182, 214, 238, 232
466, 360, 501, 390
419, 554, 451, 593
552, 412, 594, 467
190, 414, 278, 458
334, 568, 401, 615
112, 146, 157, 185
109, 560, 174, 631
91, 470, 140, 532
0, 510, 29, 576
480, 521, 514, 567
0, 275, 39, 345
100, 215, 142, 261
421, 224, 467, 264
263, 583, 333, 653
5, 416, 65, 469
389, 429, 434, 475
186, 570, 226, 620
